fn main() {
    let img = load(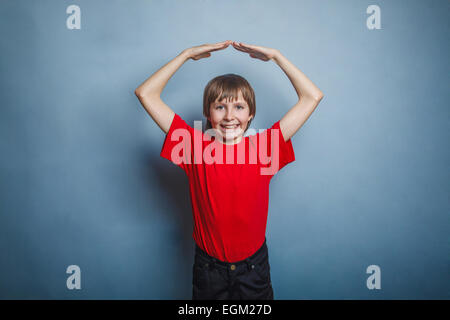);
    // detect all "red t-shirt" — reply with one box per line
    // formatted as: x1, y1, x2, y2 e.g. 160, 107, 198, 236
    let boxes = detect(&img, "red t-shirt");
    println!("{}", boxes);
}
160, 113, 295, 262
